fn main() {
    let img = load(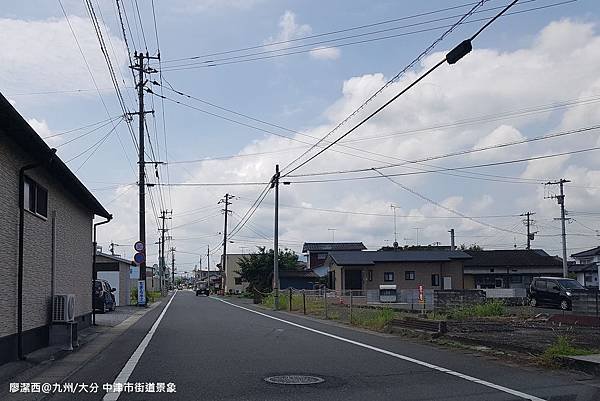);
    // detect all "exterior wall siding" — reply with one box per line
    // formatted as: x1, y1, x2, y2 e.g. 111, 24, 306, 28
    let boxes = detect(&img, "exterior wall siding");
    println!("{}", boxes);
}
0, 134, 94, 341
